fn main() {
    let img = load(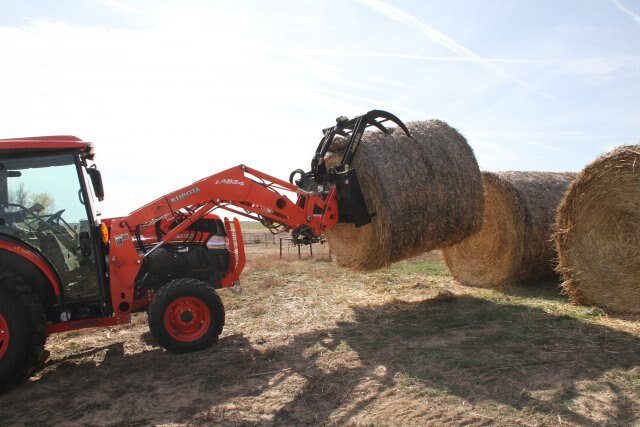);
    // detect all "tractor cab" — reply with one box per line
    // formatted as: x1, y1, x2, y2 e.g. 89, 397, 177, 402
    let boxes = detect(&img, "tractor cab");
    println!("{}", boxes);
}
0, 136, 108, 321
